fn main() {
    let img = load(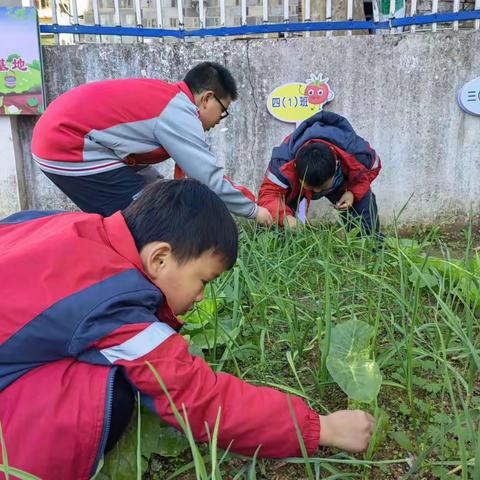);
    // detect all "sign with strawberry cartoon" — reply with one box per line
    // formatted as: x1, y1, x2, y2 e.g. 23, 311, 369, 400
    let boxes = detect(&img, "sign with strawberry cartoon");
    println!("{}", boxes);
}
266, 73, 334, 124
